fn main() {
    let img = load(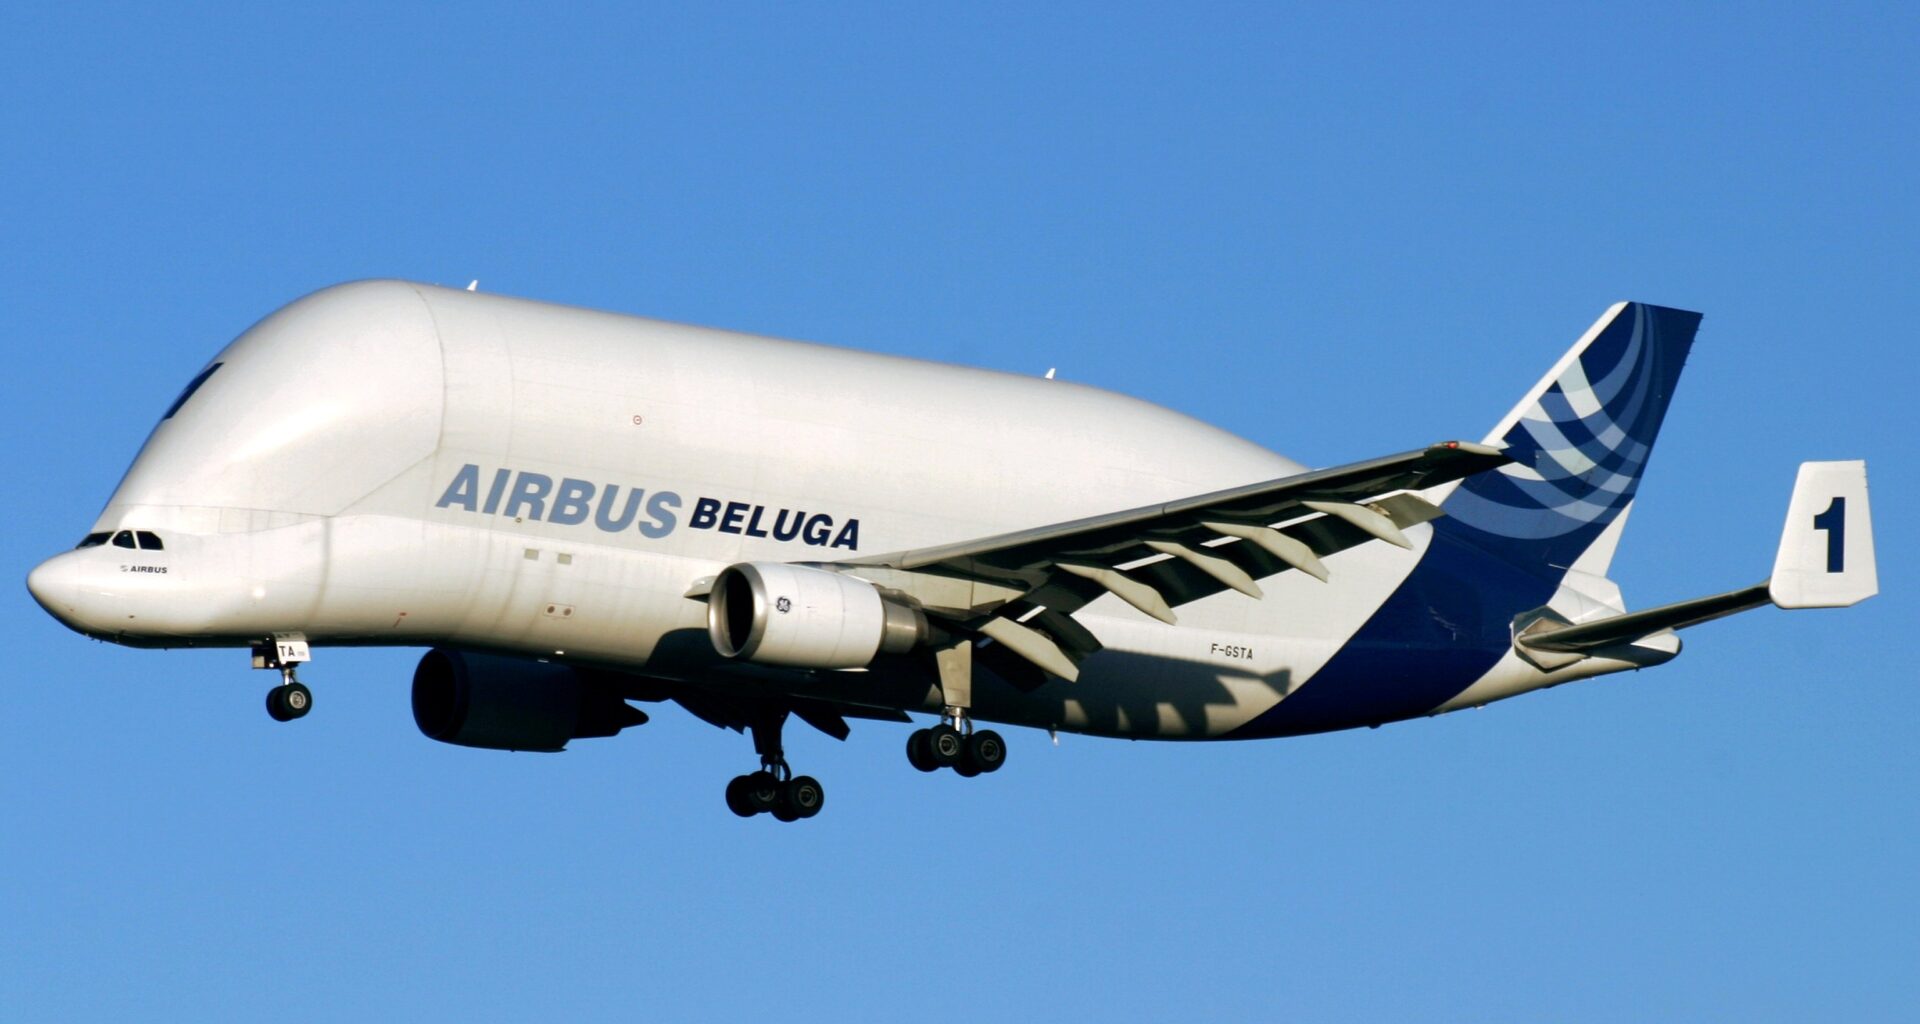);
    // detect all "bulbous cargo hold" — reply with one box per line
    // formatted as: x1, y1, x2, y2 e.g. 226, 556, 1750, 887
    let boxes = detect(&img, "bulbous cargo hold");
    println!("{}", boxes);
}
707, 562, 928, 669
410, 649, 647, 752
